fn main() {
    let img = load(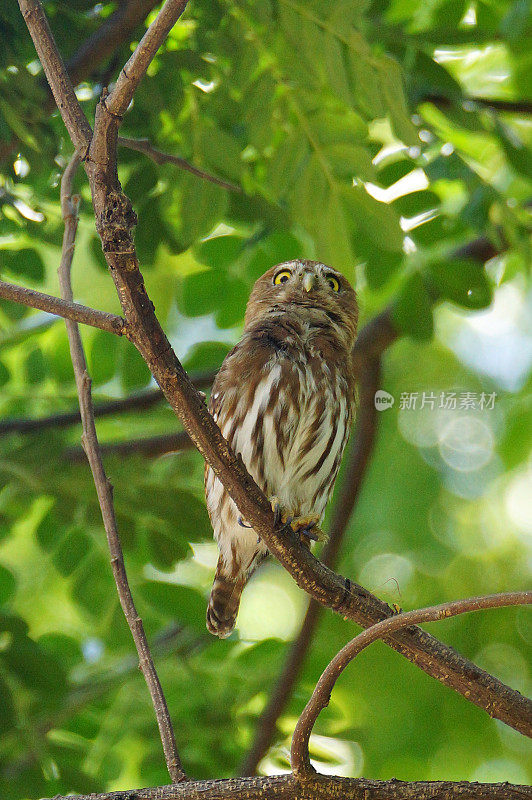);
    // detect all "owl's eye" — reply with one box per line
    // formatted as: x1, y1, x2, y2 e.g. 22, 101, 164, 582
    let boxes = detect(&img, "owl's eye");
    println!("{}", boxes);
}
273, 269, 292, 285
326, 274, 340, 292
